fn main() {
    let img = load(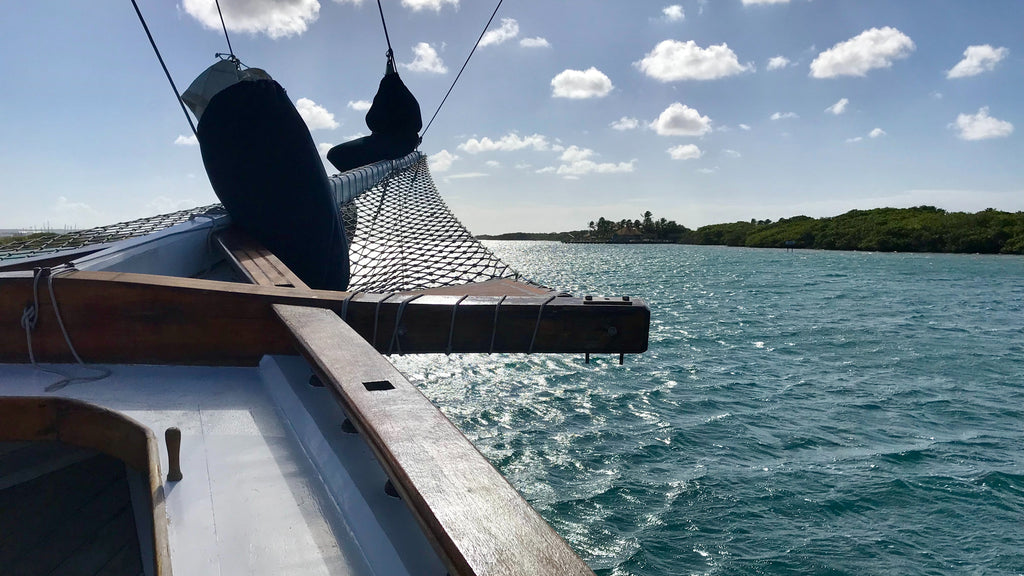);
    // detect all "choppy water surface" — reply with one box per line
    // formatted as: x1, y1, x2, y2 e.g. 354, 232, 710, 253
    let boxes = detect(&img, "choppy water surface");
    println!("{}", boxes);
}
391, 242, 1024, 575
